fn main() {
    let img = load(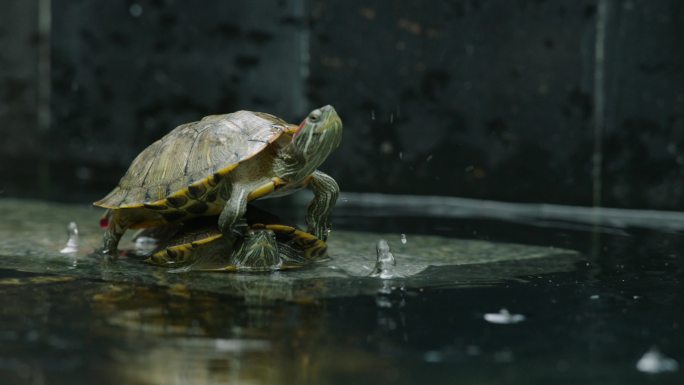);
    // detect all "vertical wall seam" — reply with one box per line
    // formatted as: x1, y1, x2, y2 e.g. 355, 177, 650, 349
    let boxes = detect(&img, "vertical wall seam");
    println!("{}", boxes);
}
37, 0, 51, 133
294, 0, 310, 116
593, 0, 609, 208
